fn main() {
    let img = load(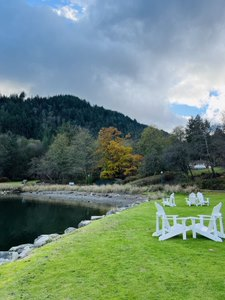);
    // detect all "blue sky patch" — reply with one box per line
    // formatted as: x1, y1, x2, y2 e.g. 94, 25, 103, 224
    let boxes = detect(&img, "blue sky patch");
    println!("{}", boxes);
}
27, 1, 82, 9
209, 89, 219, 97
170, 103, 208, 117
27, 0, 60, 8
27, 0, 85, 20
